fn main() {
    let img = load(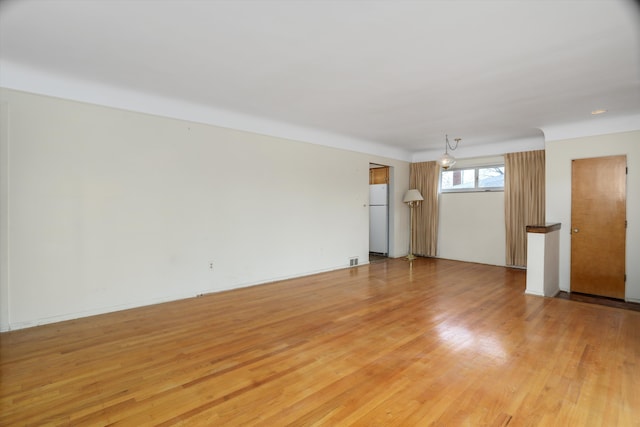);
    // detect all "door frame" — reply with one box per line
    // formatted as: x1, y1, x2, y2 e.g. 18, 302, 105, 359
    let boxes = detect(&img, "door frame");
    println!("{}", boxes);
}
369, 163, 393, 256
